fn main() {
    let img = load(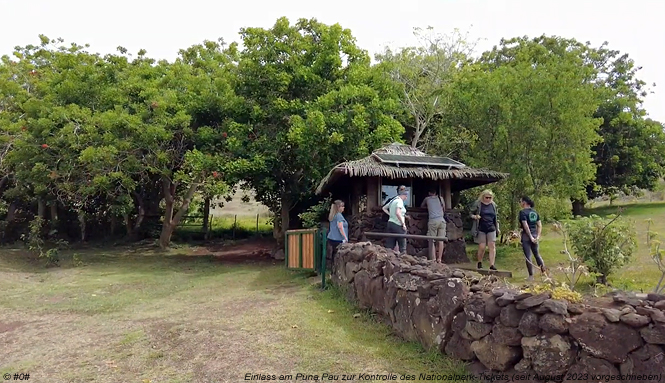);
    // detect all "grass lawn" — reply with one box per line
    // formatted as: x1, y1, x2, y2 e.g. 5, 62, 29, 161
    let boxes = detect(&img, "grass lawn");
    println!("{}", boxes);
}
0, 243, 467, 383
468, 201, 665, 293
